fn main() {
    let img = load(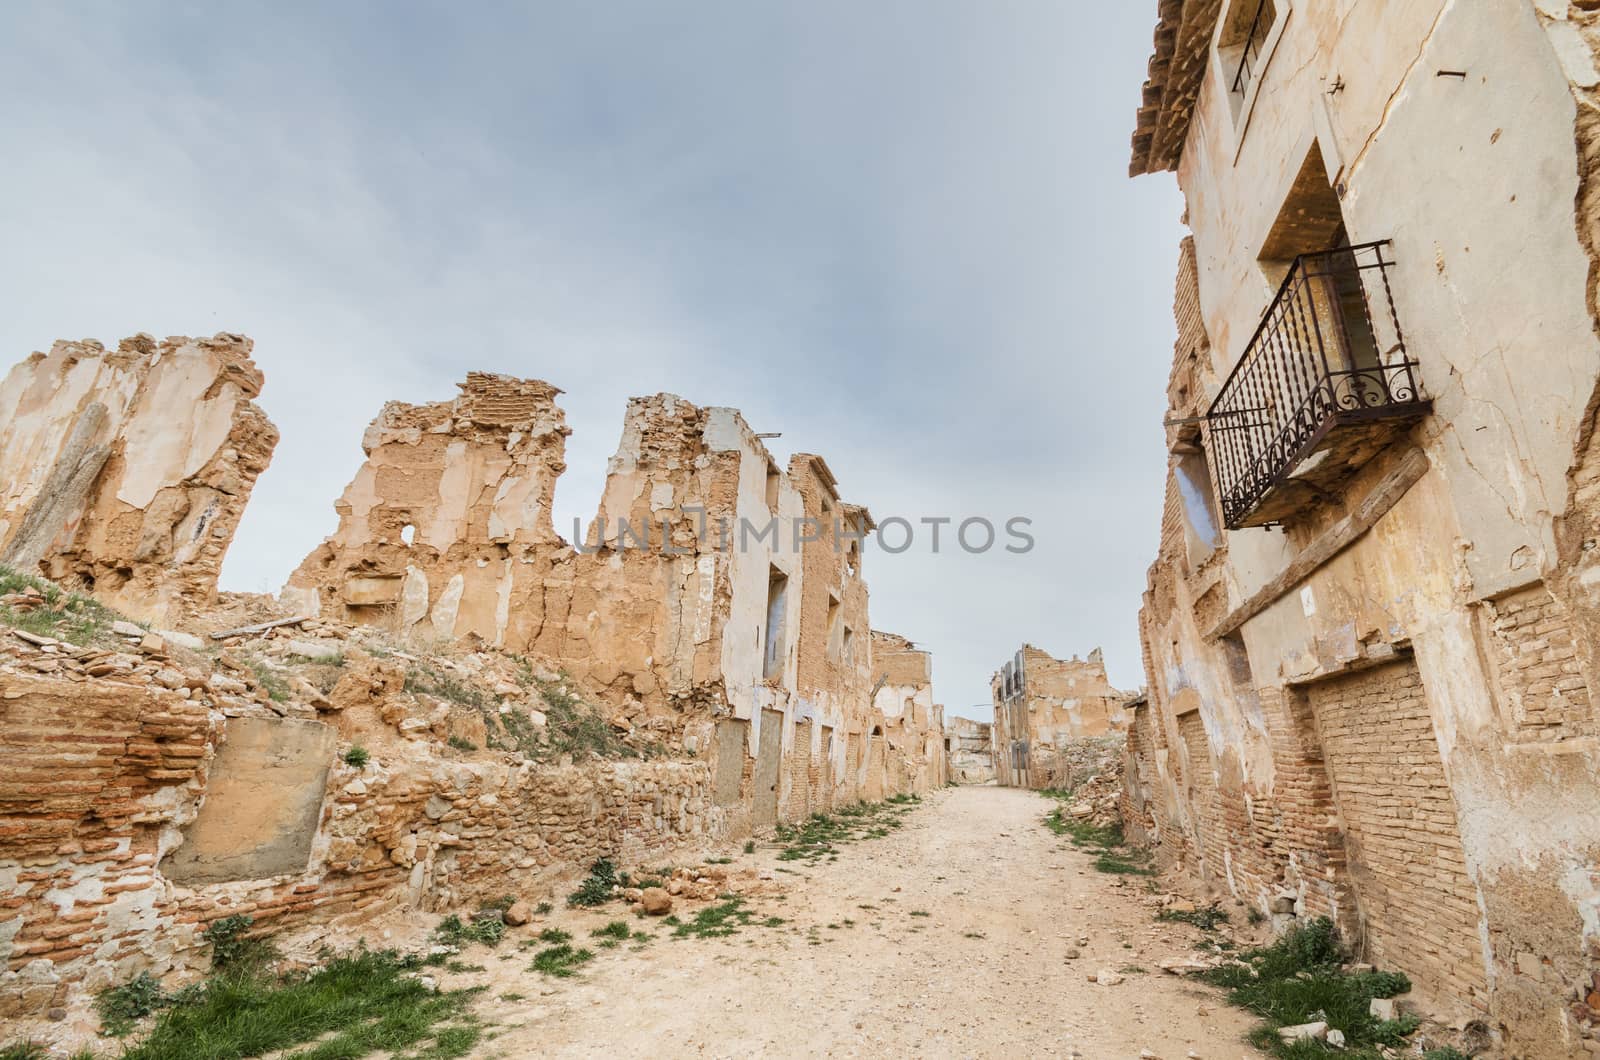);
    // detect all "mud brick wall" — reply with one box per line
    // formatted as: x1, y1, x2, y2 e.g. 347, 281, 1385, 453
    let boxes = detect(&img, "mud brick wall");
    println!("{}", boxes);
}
0, 673, 213, 1018
1175, 711, 1229, 888
1308, 662, 1488, 1013
1483, 584, 1596, 740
